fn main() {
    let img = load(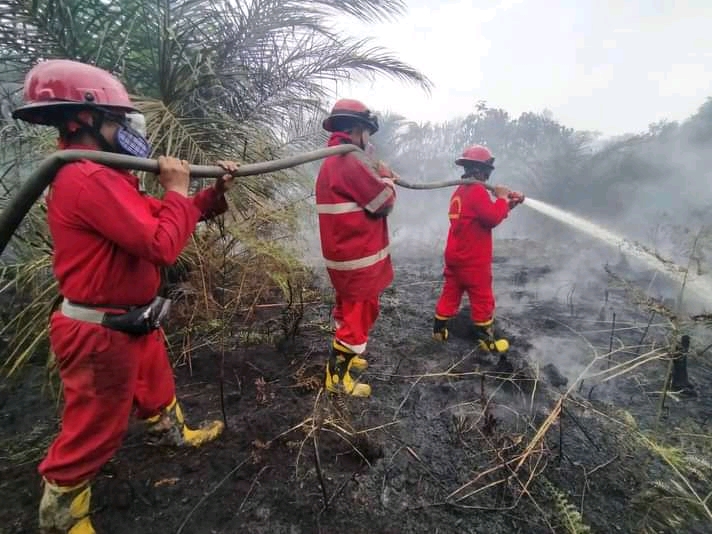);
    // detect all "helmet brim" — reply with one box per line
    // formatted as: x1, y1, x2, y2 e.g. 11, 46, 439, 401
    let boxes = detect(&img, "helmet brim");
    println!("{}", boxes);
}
12, 101, 139, 125
455, 157, 495, 170
322, 112, 379, 134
